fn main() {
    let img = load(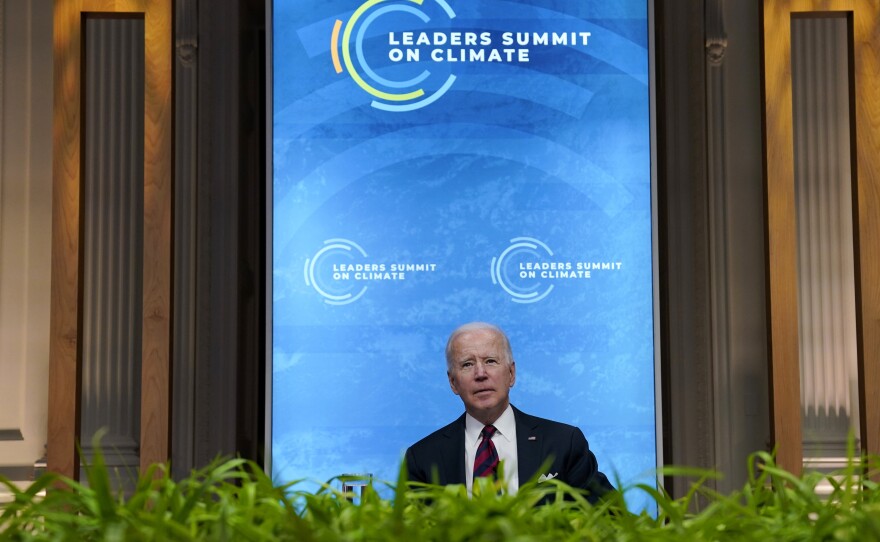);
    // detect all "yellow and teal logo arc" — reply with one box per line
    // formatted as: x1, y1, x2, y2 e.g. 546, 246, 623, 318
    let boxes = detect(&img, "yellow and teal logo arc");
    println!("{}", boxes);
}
331, 0, 457, 112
